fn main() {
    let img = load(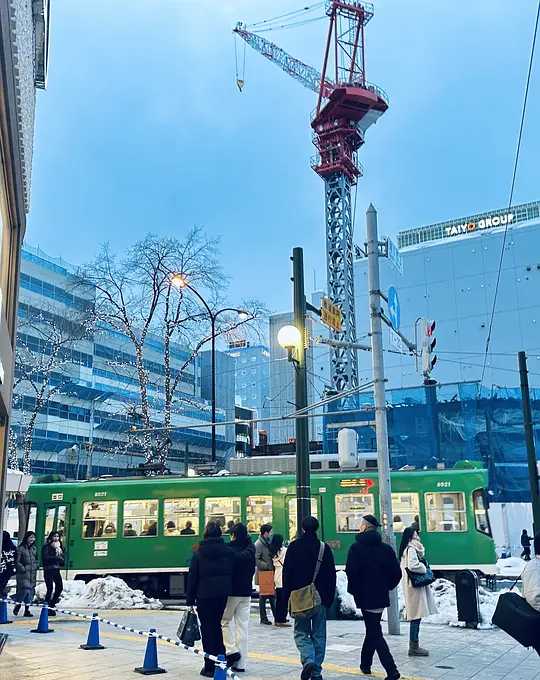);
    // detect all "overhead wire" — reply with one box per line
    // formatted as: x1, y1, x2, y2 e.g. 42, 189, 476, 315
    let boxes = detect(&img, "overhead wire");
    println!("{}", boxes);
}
481, 0, 540, 383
